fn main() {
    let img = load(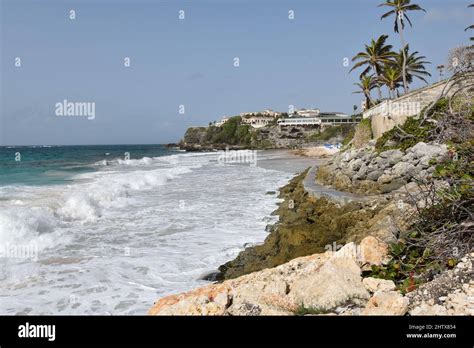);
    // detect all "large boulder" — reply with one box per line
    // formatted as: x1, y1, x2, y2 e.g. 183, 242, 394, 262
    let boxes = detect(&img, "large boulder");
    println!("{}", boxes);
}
149, 237, 392, 316
363, 277, 396, 293
408, 142, 447, 160
362, 290, 409, 315
289, 256, 369, 310
390, 161, 417, 178
379, 149, 404, 163
359, 236, 391, 266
